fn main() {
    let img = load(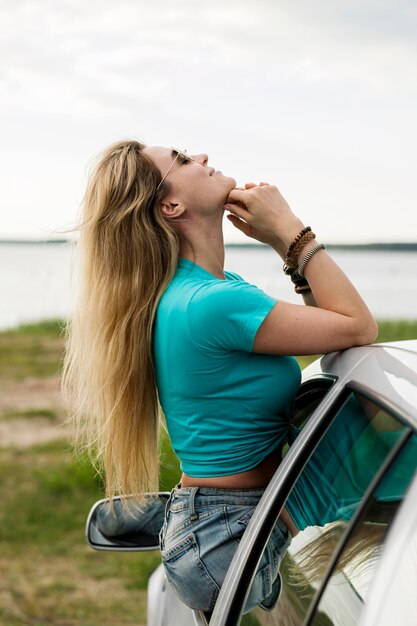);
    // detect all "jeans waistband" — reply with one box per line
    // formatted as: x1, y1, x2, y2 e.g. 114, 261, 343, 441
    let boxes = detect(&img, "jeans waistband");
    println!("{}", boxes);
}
168, 484, 266, 516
